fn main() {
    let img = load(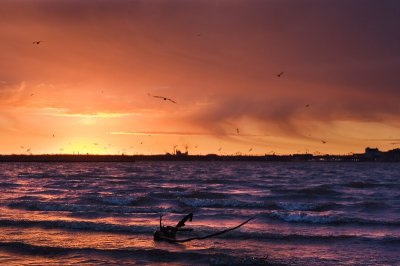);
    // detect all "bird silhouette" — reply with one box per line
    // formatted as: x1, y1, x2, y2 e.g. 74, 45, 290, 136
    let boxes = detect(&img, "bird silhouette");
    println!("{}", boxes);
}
236, 128, 240, 134
276, 71, 284, 77
148, 93, 176, 104
321, 140, 327, 144
248, 148, 253, 152
32, 41, 42, 45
